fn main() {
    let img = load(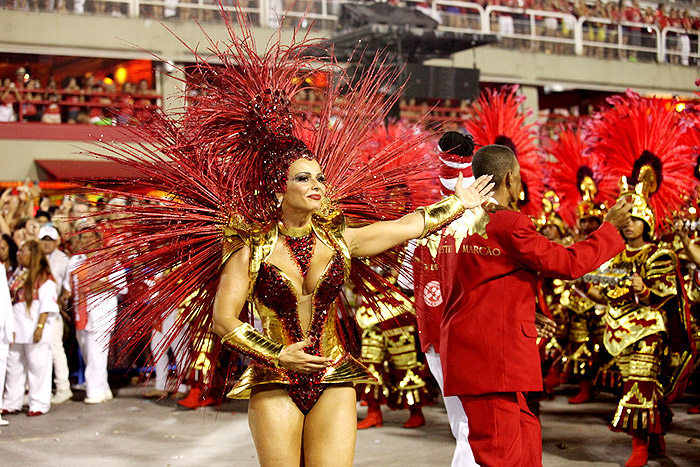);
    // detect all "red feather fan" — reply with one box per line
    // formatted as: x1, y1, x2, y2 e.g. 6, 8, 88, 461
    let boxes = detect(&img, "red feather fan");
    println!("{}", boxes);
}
542, 124, 616, 227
